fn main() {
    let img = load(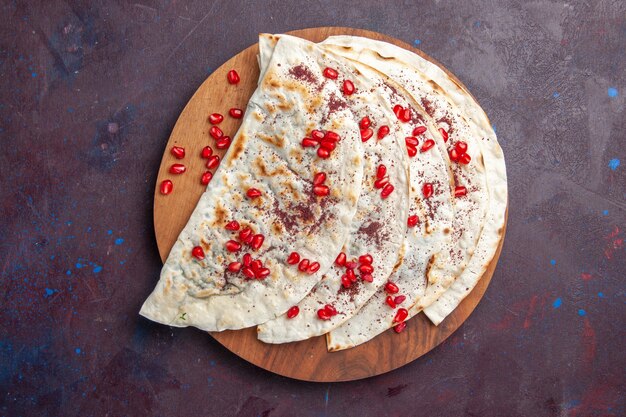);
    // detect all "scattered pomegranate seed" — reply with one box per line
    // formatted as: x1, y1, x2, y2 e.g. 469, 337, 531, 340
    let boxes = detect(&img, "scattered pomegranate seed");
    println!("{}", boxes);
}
407, 215, 419, 227
317, 148, 331, 159
313, 172, 327, 185
385, 281, 399, 294
438, 127, 448, 142
170, 146, 185, 159
459, 153, 472, 164
250, 234, 265, 250
201, 146, 213, 159
287, 306, 300, 319
256, 268, 270, 279
359, 254, 373, 264
227, 69, 240, 84
346, 268, 356, 282
421, 139, 435, 152
345, 260, 358, 269
343, 80, 355, 95
360, 128, 373, 142
374, 177, 389, 189
311, 130, 325, 141
361, 274, 373, 282
191, 246, 204, 260
405, 136, 419, 147
455, 141, 468, 154
160, 180, 173, 195
302, 138, 318, 147
377, 125, 390, 140
325, 131, 340, 142
394, 322, 407, 333
386, 296, 397, 309
242, 267, 255, 279
320, 140, 336, 151
169, 163, 186, 174
216, 136, 231, 149
454, 186, 467, 197
317, 308, 331, 320
308, 262, 320, 274
359, 264, 374, 274
335, 252, 347, 266
406, 144, 417, 157
394, 295, 406, 305
413, 126, 427, 136
323, 67, 338, 79
325, 304, 337, 316
449, 148, 460, 162
250, 260, 262, 273
376, 165, 387, 179
399, 108, 411, 122
298, 259, 310, 272
393, 104, 403, 118
225, 240, 241, 252
229, 108, 243, 119
341, 275, 352, 288
201, 171, 213, 185
239, 228, 252, 243
313, 185, 330, 197
227, 262, 242, 272
359, 116, 371, 129
422, 183, 434, 198
209, 113, 223, 125
381, 183, 395, 199
393, 308, 408, 323
209, 126, 223, 140
225, 220, 240, 231
206, 155, 220, 169
246, 188, 262, 199
287, 252, 300, 265
242, 253, 252, 267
